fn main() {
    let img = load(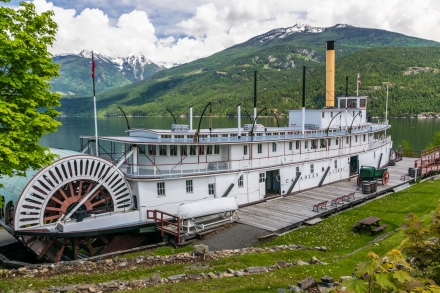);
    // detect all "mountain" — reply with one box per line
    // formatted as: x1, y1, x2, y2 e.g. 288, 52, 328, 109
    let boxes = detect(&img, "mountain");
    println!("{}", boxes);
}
57, 23, 440, 117
51, 50, 163, 96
